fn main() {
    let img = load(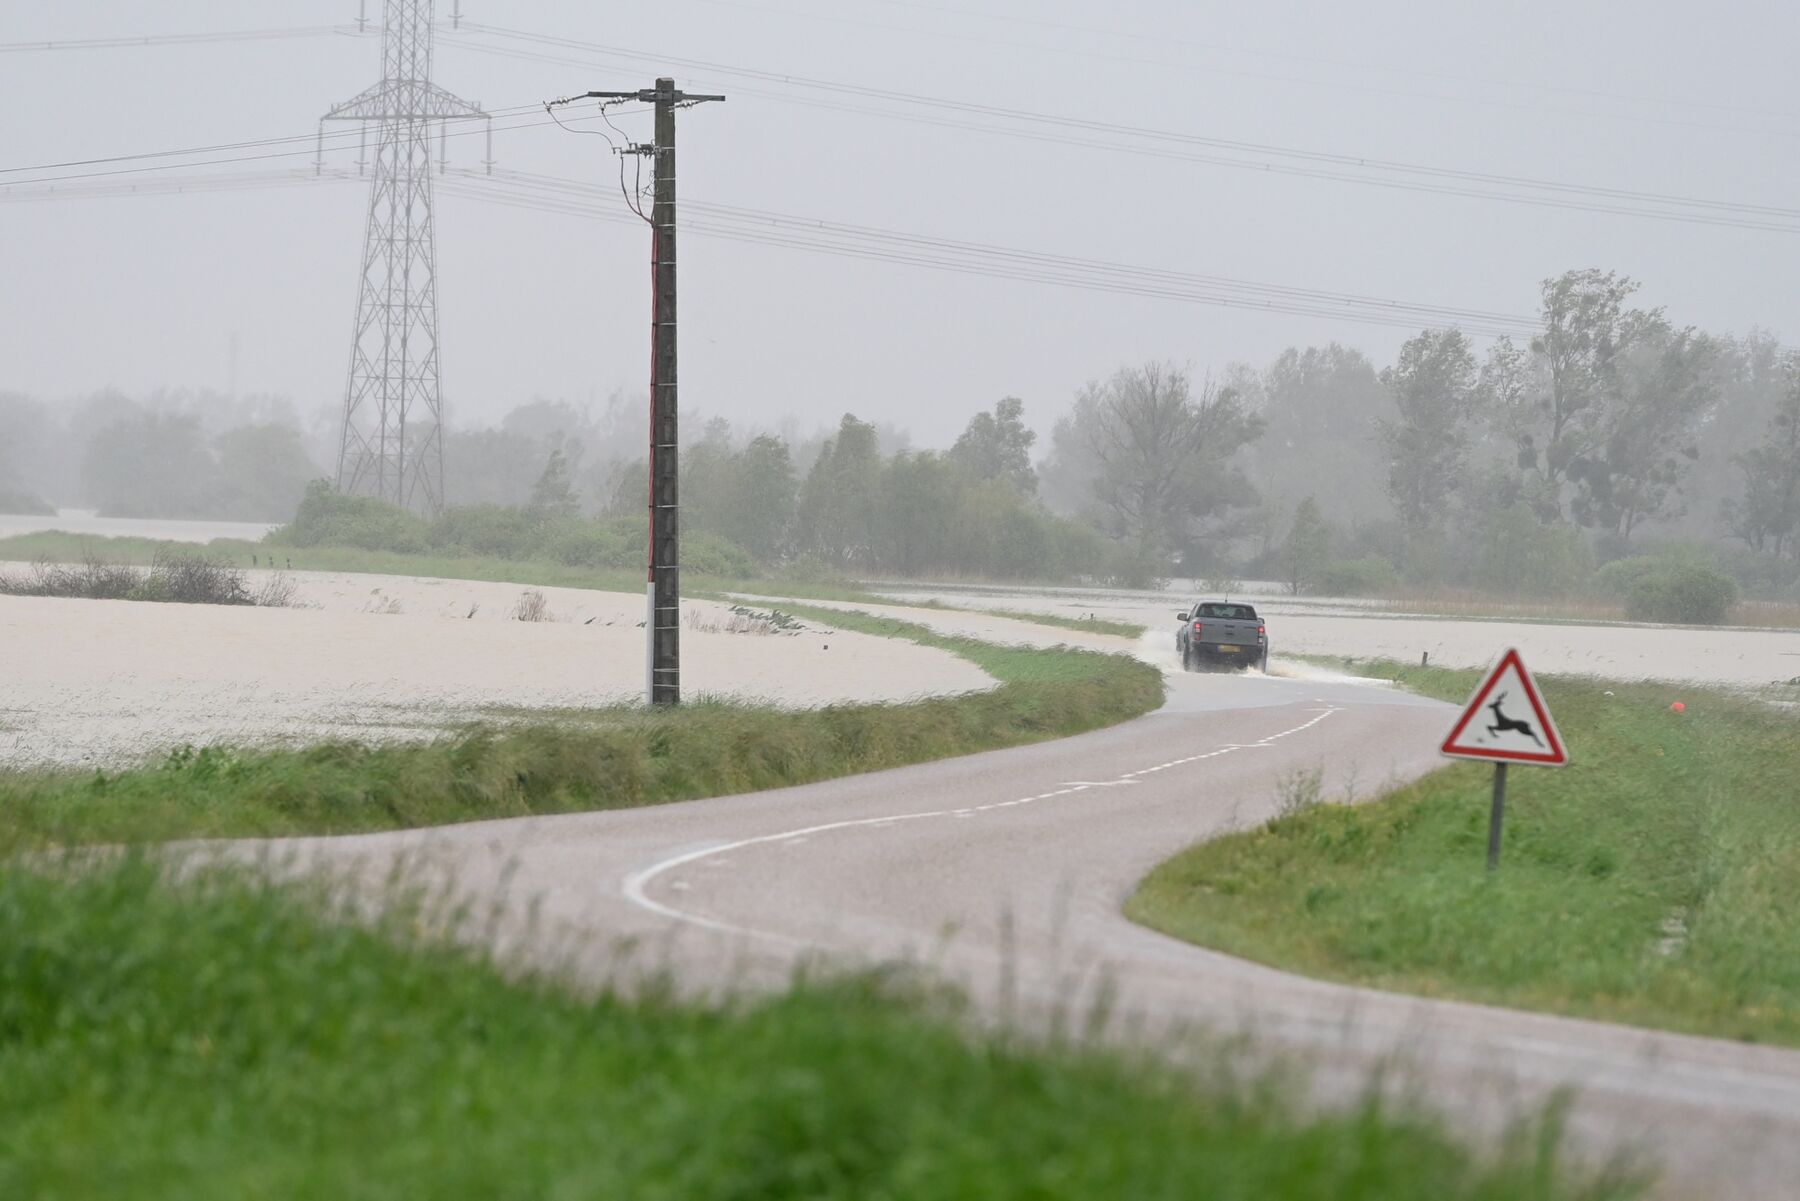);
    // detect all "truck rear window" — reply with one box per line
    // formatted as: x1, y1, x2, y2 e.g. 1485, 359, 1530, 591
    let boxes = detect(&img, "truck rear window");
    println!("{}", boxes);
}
1197, 603, 1257, 620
